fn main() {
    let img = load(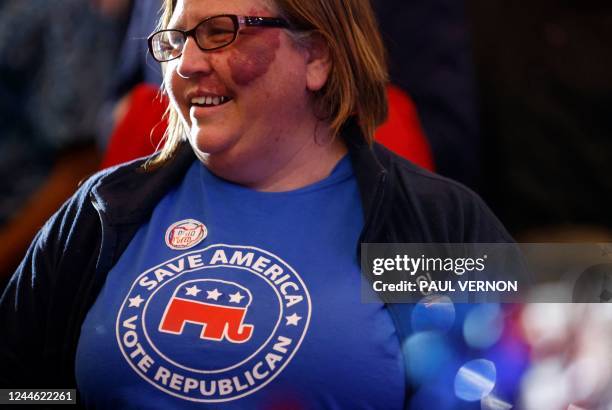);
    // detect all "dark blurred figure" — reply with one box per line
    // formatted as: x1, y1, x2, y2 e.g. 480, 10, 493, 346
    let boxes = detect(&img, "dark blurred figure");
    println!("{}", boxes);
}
373, 0, 482, 189
469, 0, 612, 239
97, 0, 163, 148
0, 0, 130, 284
112, 0, 163, 92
